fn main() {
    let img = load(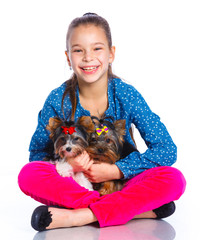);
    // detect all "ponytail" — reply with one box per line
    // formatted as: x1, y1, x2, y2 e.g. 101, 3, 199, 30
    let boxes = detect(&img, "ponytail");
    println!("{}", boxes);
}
61, 73, 78, 121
